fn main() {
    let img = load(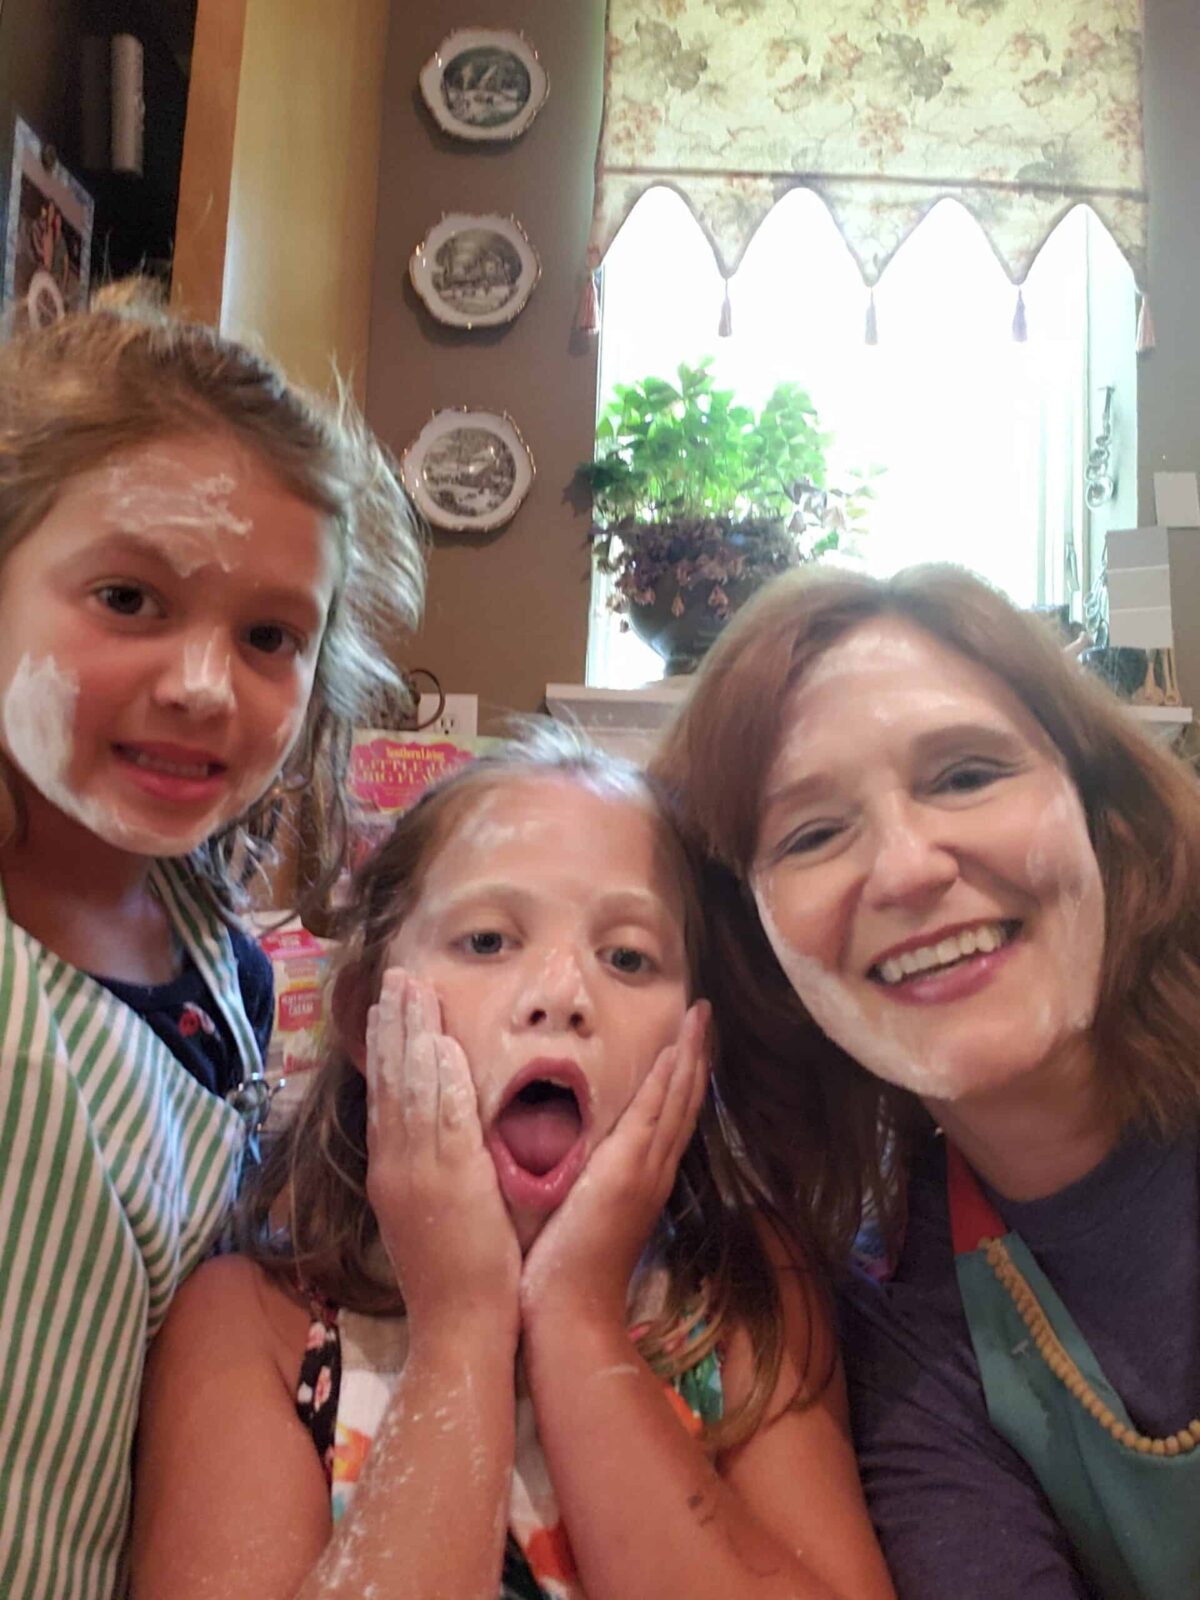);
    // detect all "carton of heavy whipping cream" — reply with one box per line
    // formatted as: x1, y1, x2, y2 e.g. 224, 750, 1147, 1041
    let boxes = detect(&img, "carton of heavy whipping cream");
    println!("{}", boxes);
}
255, 918, 335, 1114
